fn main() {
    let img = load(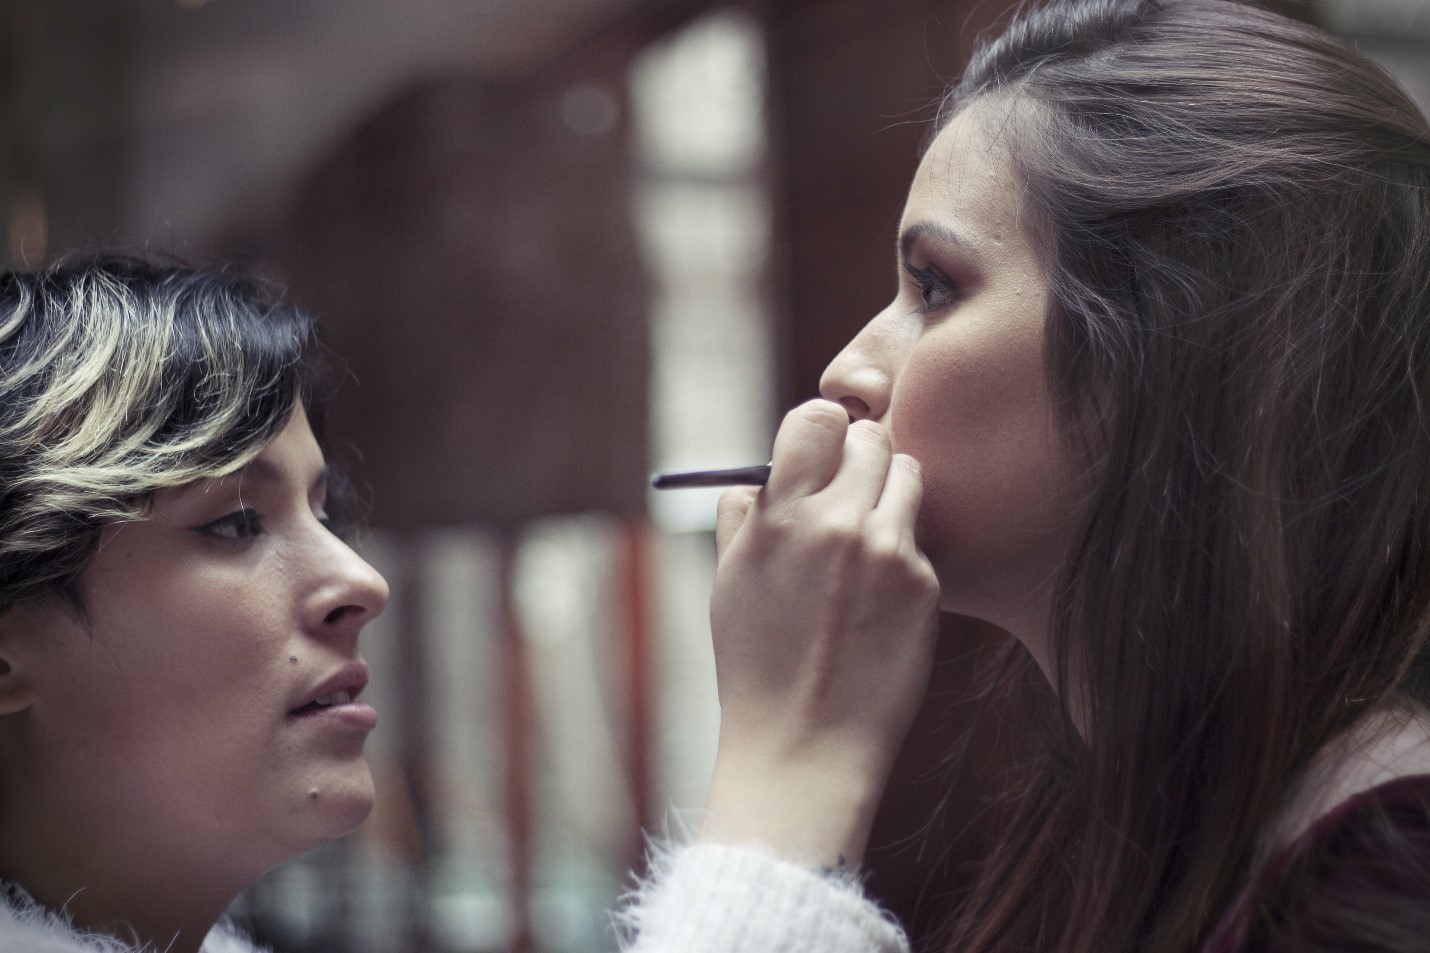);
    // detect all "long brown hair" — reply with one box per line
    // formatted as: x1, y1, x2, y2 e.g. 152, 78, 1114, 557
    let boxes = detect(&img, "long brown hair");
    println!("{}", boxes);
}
937, 2, 1430, 951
